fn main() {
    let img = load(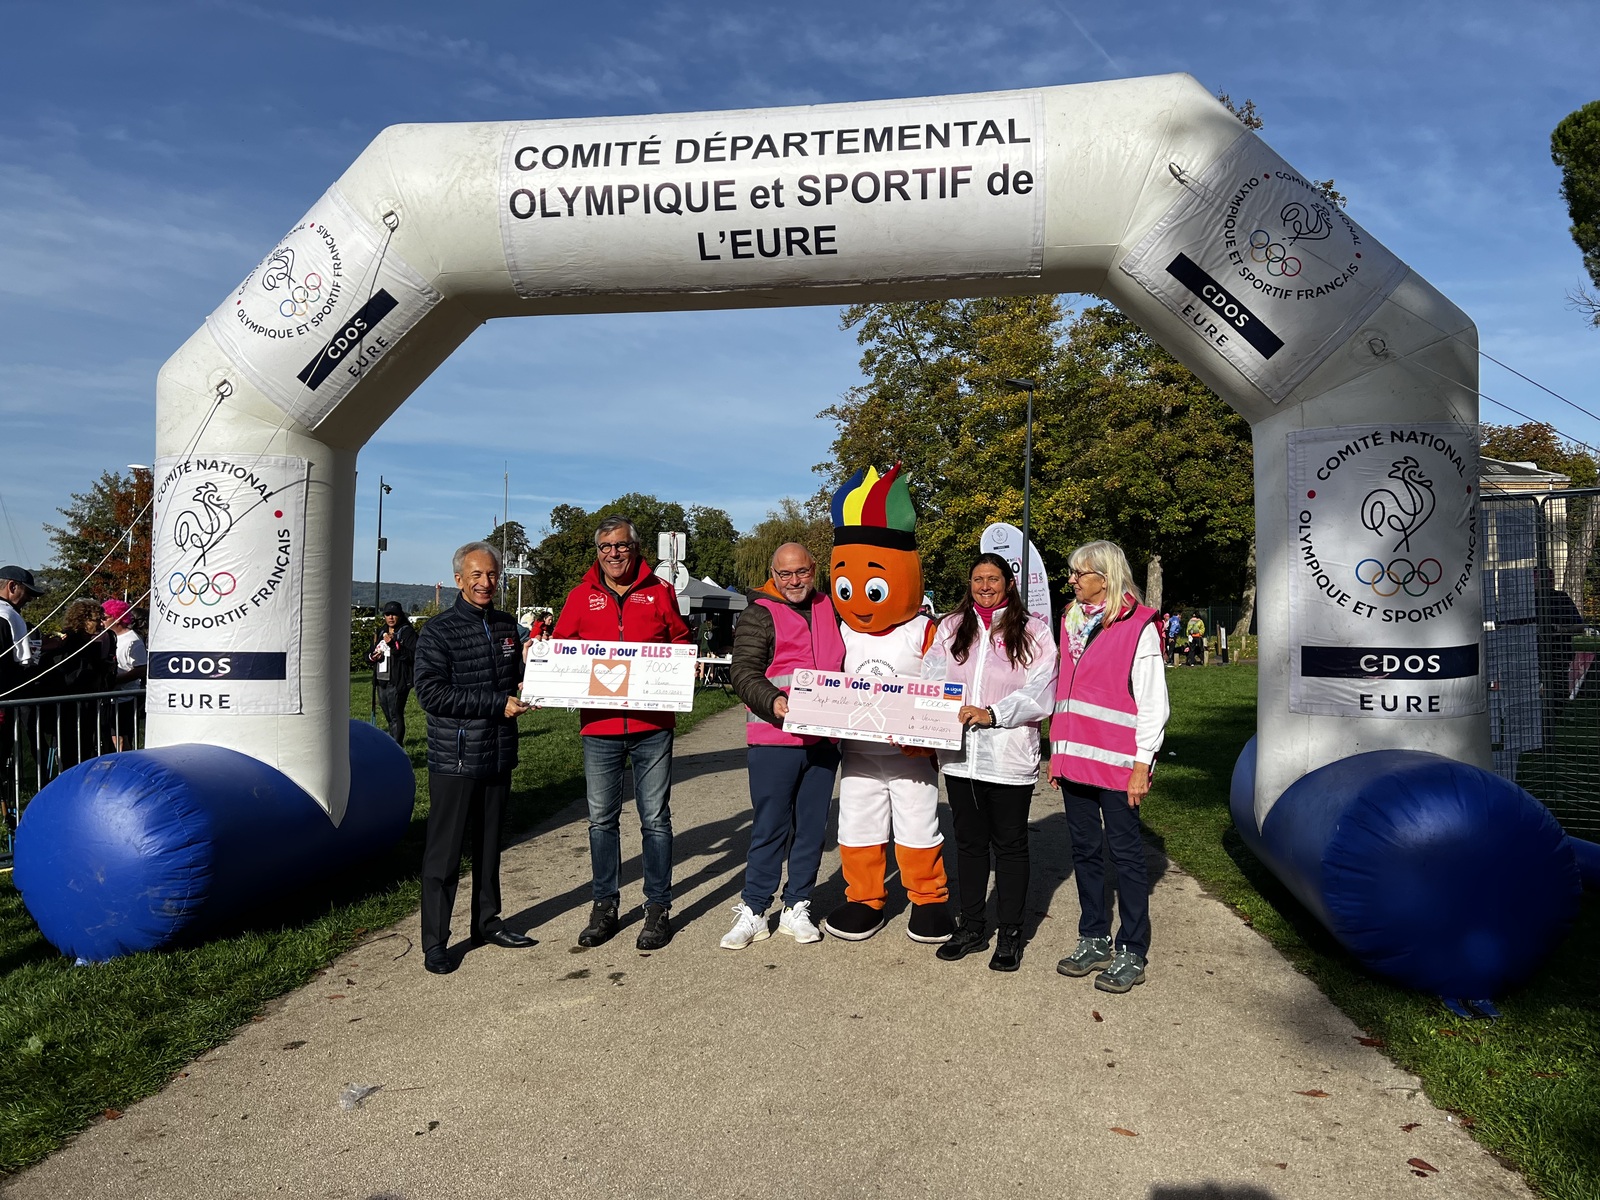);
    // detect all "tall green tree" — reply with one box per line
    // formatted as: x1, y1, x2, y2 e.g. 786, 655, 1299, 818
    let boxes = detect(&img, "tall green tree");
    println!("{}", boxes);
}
733, 494, 835, 589
526, 493, 690, 604
43, 469, 153, 615
1552, 99, 1600, 326
686, 505, 739, 585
